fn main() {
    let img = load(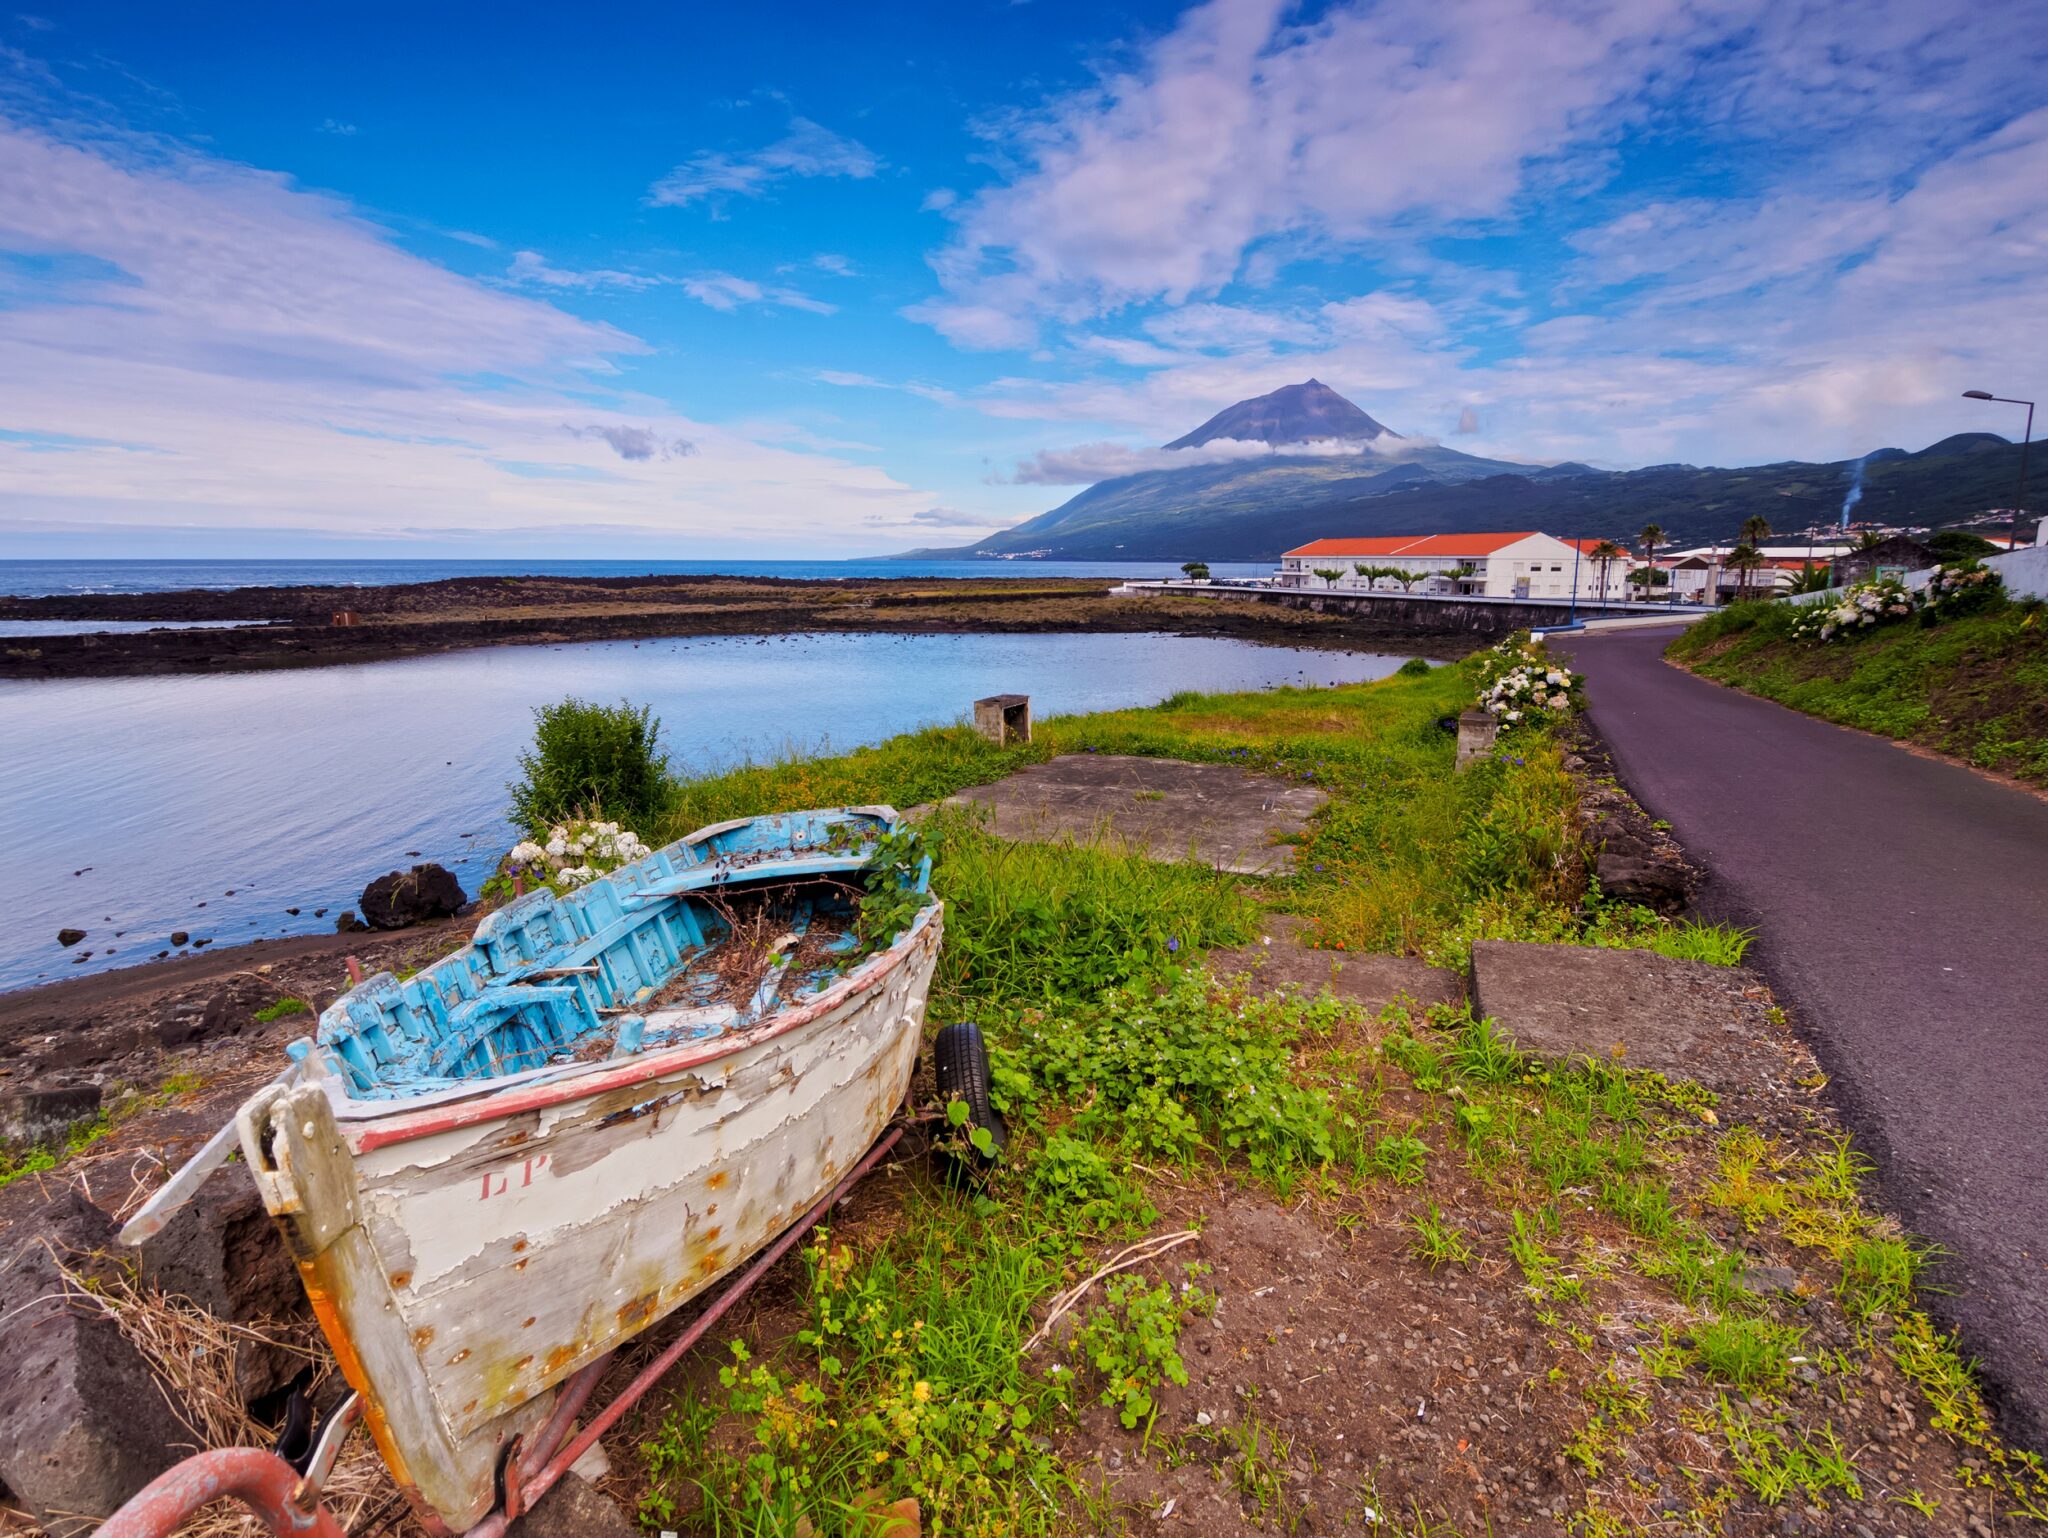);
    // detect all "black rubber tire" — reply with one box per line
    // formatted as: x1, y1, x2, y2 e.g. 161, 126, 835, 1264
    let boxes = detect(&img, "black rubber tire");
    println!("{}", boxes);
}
932, 1021, 1007, 1178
